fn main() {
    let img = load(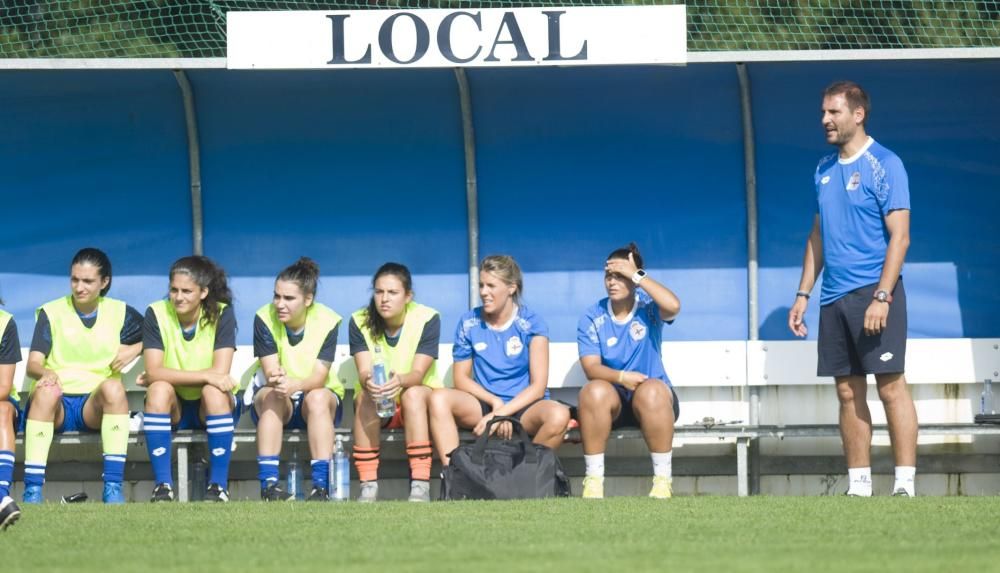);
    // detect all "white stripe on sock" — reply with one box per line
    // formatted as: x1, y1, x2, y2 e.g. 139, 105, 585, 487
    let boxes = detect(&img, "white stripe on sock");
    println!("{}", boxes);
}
206, 426, 235, 433
143, 425, 172, 432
